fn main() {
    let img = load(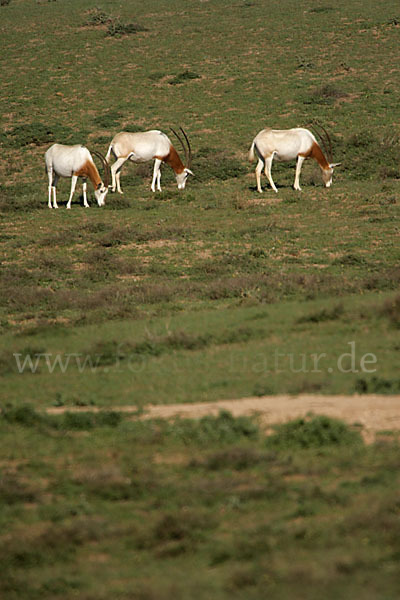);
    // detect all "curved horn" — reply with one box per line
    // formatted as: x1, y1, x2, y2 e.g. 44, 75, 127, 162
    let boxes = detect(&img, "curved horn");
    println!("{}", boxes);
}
91, 150, 111, 188
179, 127, 192, 169
308, 121, 333, 163
314, 121, 333, 162
170, 127, 192, 168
